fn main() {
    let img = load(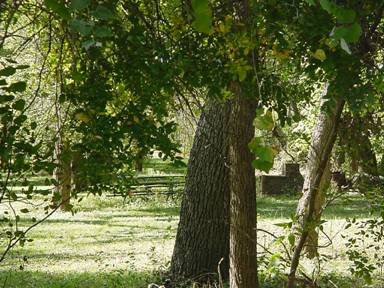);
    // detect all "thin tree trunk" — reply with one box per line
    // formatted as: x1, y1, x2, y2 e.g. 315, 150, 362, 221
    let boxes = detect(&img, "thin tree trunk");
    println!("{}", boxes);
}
135, 150, 145, 172
228, 82, 258, 288
60, 157, 72, 211
297, 161, 331, 258
56, 141, 72, 211
288, 96, 345, 288
53, 101, 71, 211
171, 101, 231, 281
